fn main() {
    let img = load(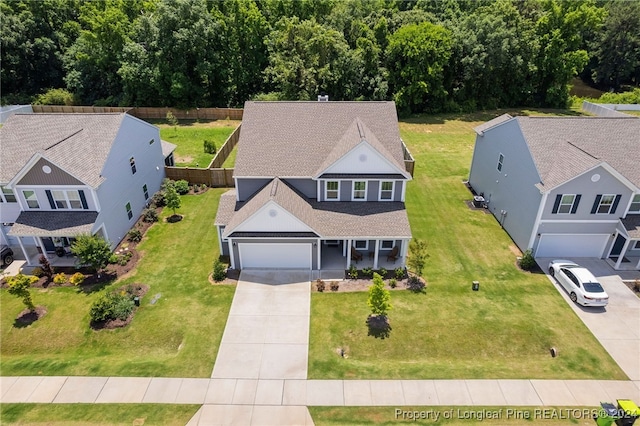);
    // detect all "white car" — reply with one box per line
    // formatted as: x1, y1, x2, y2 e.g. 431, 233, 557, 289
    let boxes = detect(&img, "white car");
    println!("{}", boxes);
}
548, 260, 609, 307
